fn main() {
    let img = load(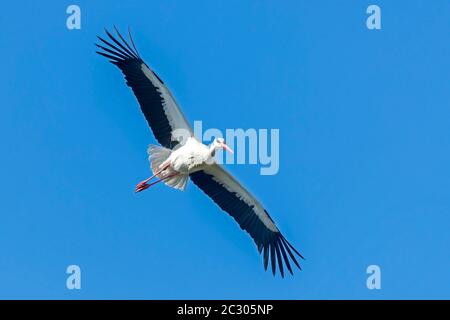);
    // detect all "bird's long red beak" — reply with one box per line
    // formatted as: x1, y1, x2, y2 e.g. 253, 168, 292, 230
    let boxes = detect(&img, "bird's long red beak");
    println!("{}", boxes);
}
221, 143, 234, 154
